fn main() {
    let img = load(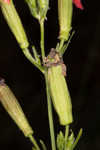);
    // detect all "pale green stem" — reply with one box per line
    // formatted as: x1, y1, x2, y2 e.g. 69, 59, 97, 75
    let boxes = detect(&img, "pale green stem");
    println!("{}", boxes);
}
29, 134, 40, 150
40, 21, 45, 60
58, 39, 65, 52
22, 48, 44, 73
65, 125, 69, 142
64, 125, 69, 150
45, 72, 56, 150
